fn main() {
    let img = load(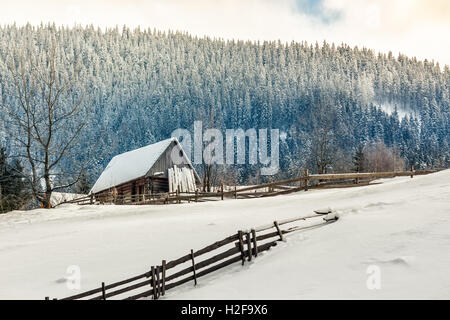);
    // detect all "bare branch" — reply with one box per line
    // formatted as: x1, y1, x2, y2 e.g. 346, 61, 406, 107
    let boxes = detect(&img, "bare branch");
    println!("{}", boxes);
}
1, 43, 91, 208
